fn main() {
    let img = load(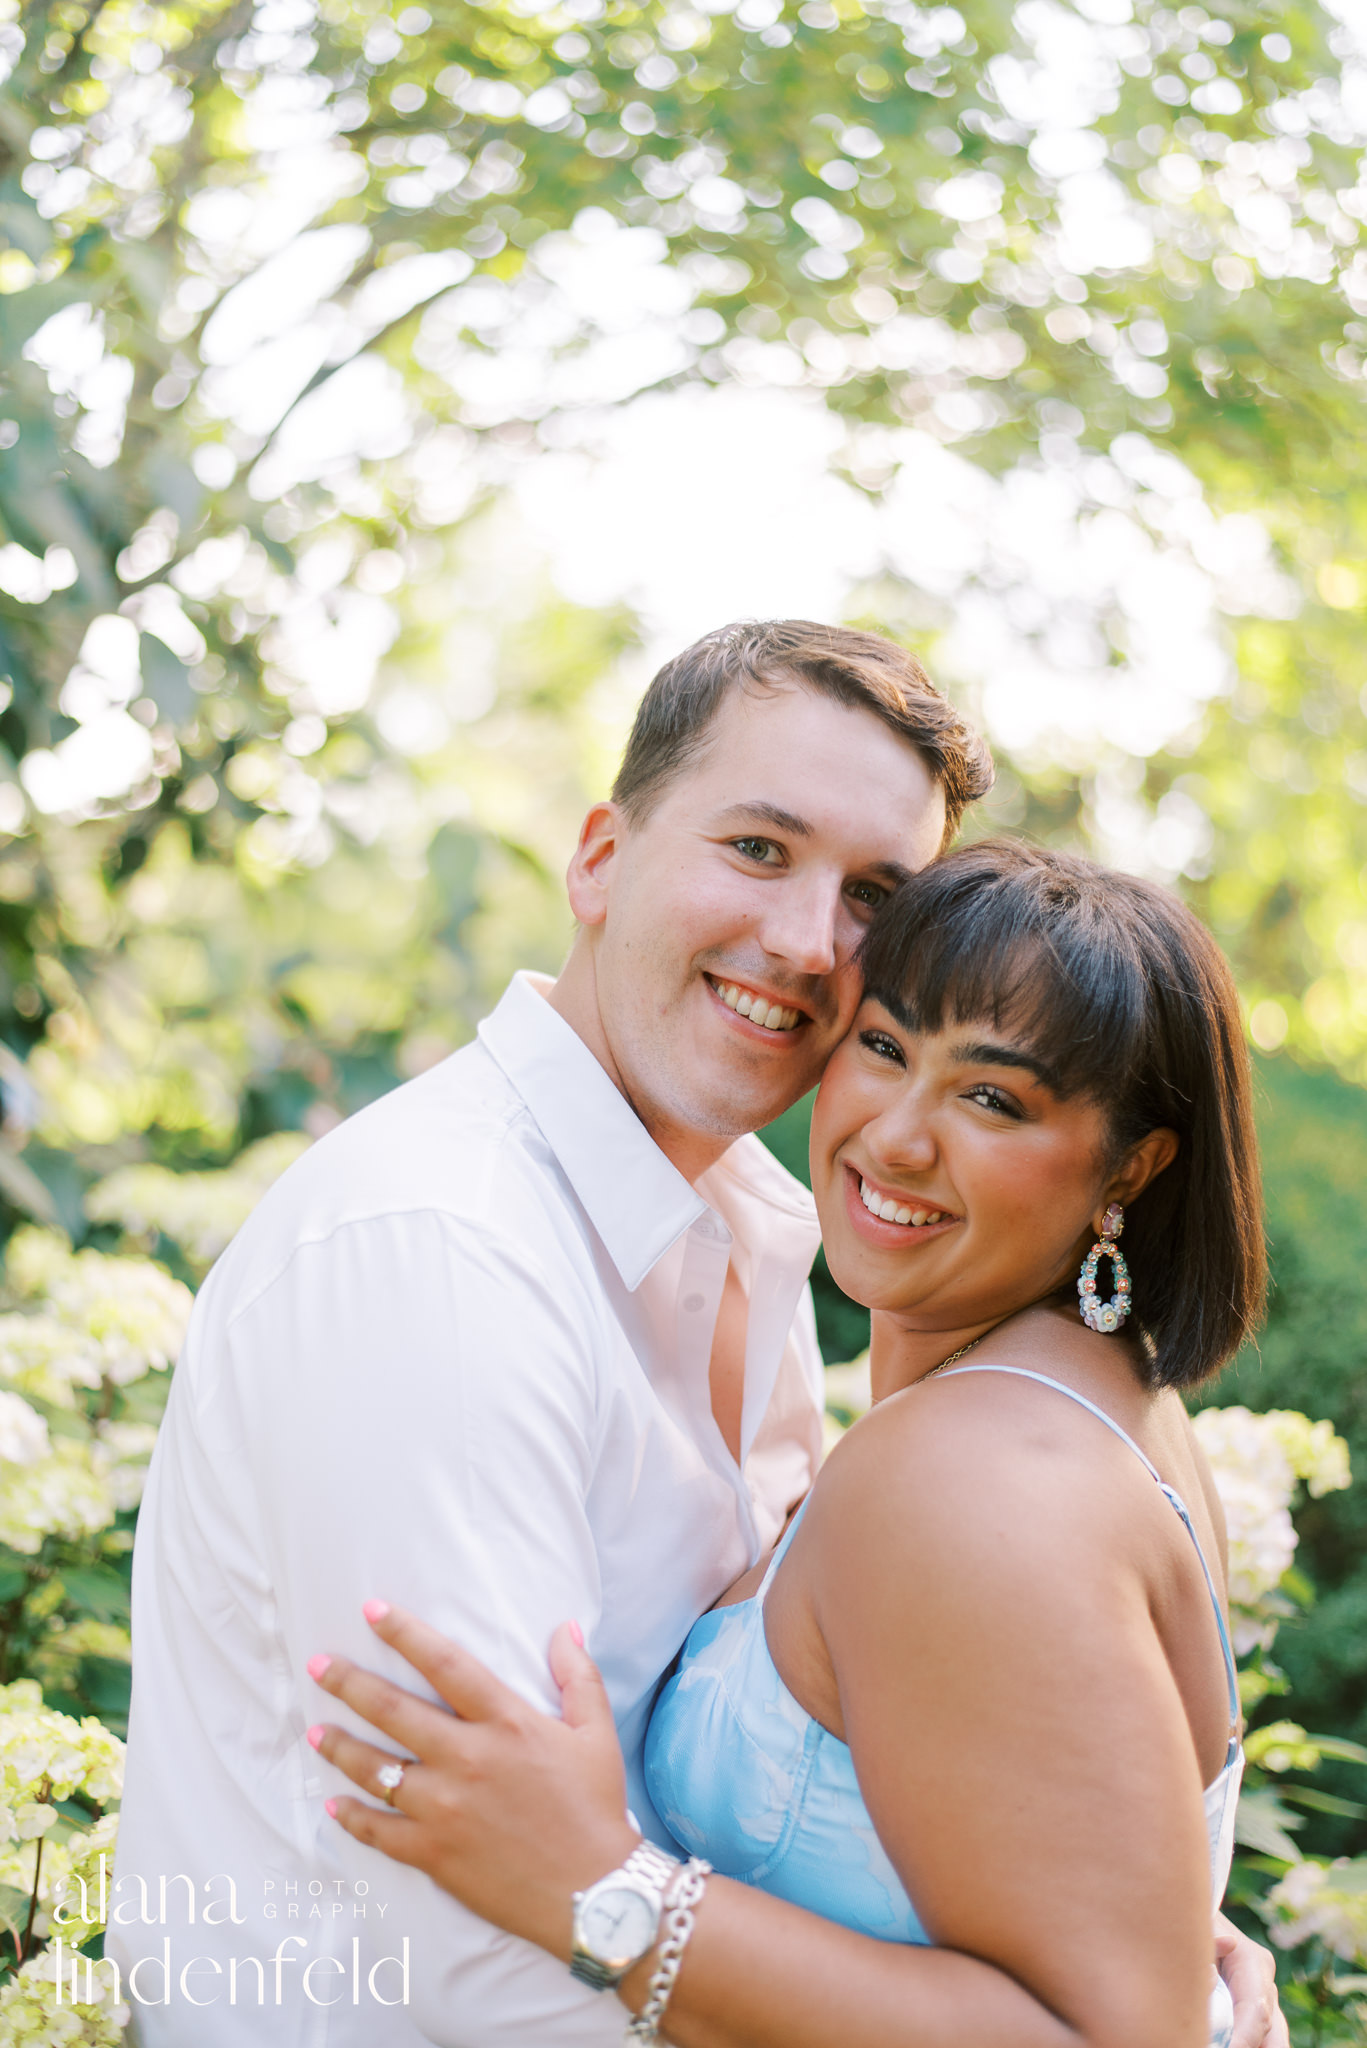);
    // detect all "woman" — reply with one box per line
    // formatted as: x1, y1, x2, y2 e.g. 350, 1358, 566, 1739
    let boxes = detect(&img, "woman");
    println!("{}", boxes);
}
307, 841, 1271, 2048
